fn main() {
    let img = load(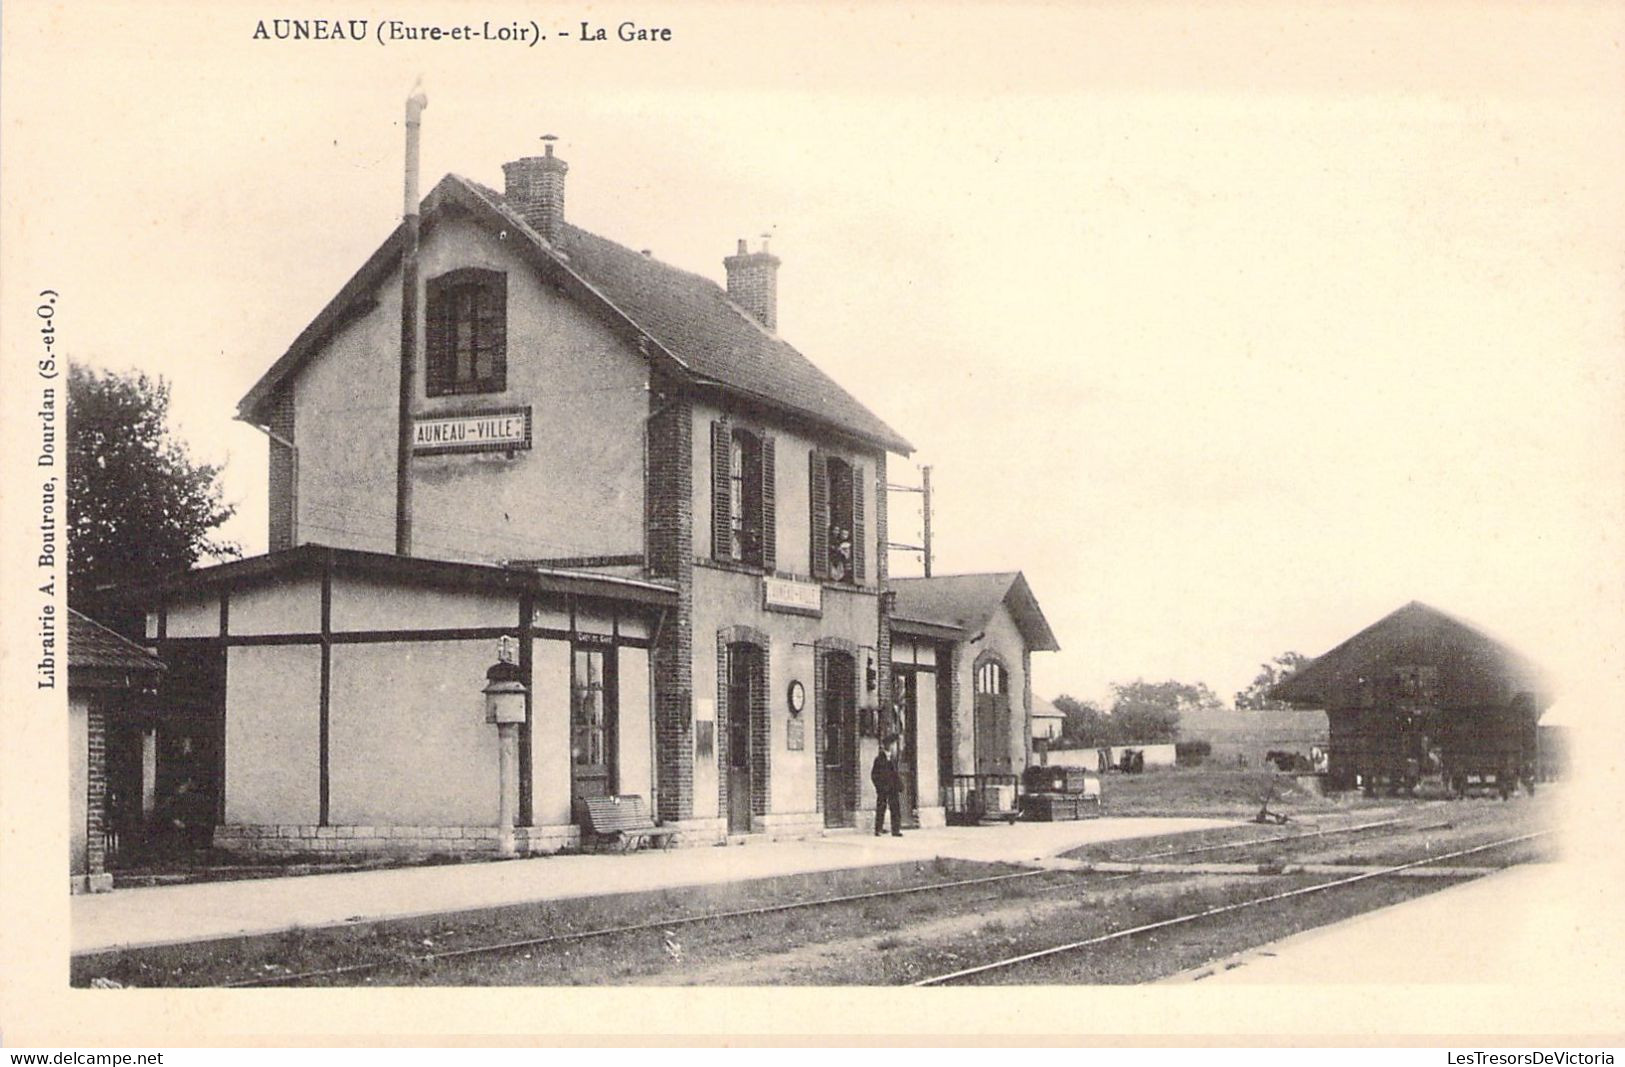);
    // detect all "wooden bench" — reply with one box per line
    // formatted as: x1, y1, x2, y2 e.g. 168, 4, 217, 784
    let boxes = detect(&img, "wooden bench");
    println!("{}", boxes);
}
578, 794, 678, 852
